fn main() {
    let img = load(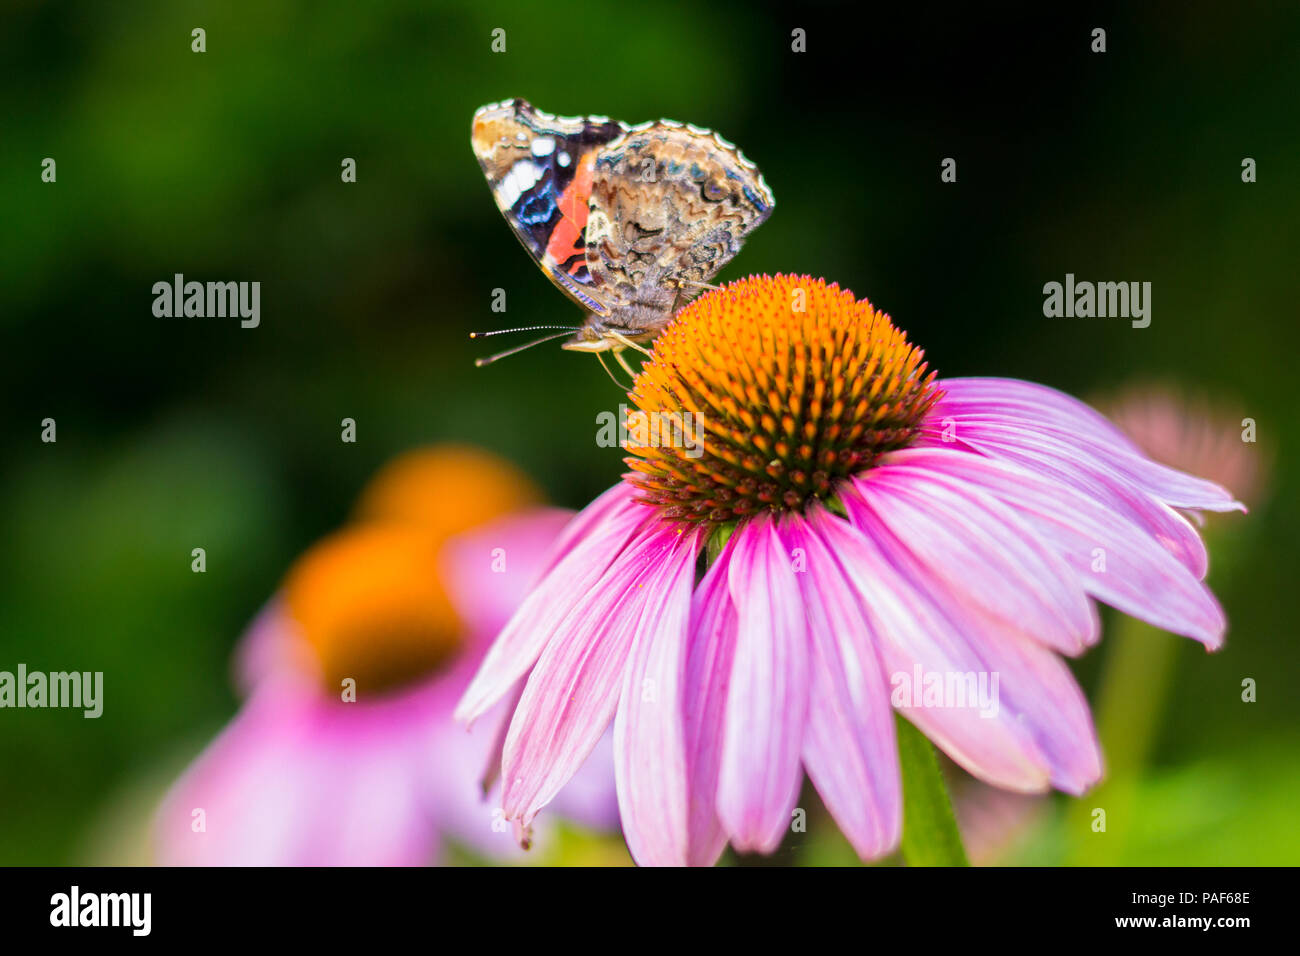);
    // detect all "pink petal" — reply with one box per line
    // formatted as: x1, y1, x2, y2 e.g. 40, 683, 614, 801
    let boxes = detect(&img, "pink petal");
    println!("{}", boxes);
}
419, 691, 539, 861
929, 378, 1242, 513
934, 377, 1144, 452
612, 529, 699, 866
155, 680, 437, 866
474, 677, 523, 797
717, 515, 810, 854
883, 448, 1227, 648
425, 704, 616, 860
679, 541, 739, 866
840, 491, 1101, 792
852, 466, 1097, 655
538, 482, 645, 579
919, 418, 1211, 577
454, 487, 652, 726
958, 624, 1103, 795
232, 599, 319, 693
811, 509, 1053, 792
501, 524, 697, 826
782, 516, 901, 860
549, 728, 622, 832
